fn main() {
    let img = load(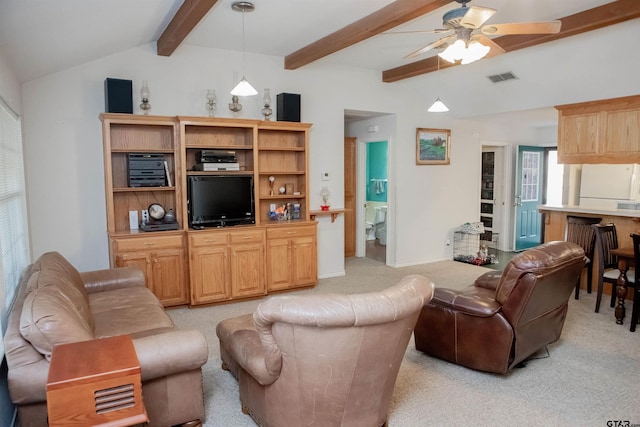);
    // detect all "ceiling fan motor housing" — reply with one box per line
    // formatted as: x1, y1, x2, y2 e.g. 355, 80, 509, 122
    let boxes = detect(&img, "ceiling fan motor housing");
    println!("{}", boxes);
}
443, 5, 470, 29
